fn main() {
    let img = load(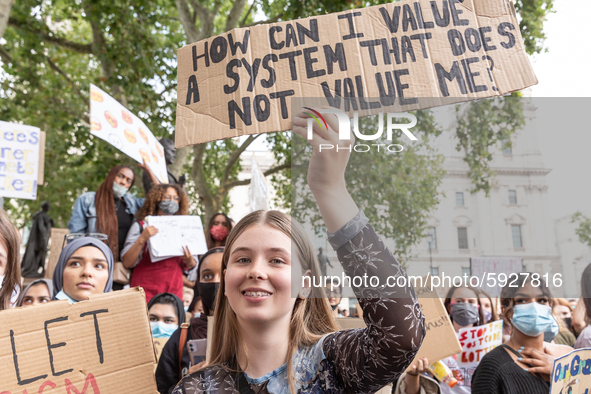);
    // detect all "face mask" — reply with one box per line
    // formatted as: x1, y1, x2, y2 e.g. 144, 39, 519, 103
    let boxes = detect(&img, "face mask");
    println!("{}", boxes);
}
450, 303, 480, 327
184, 306, 189, 312
193, 313, 201, 319
564, 317, 572, 328
150, 321, 179, 339
511, 303, 559, 337
112, 182, 128, 199
158, 200, 179, 215
483, 309, 492, 323
210, 225, 229, 242
199, 282, 219, 314
331, 304, 339, 311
